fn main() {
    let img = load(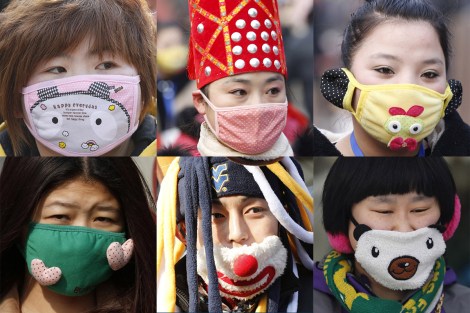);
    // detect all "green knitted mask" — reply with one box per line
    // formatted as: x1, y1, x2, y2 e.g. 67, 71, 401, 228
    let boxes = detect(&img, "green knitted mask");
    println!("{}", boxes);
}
21, 223, 133, 296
